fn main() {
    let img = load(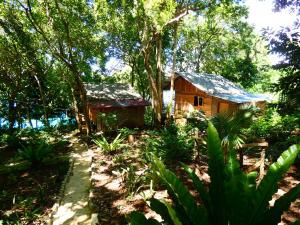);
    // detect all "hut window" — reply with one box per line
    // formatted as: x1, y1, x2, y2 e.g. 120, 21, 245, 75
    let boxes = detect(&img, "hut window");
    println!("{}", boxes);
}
194, 96, 203, 106
199, 97, 203, 106
194, 96, 198, 106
